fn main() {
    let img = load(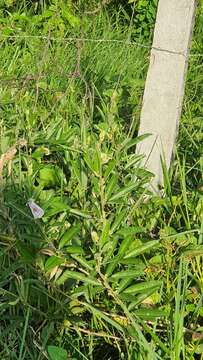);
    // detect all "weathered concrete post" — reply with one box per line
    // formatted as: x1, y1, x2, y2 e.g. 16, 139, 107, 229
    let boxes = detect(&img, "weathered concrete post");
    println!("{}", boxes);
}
137, 0, 196, 191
